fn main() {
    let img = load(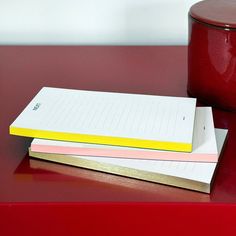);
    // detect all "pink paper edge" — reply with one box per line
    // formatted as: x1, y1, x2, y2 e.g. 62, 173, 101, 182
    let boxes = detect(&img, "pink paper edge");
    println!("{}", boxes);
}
31, 144, 218, 162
